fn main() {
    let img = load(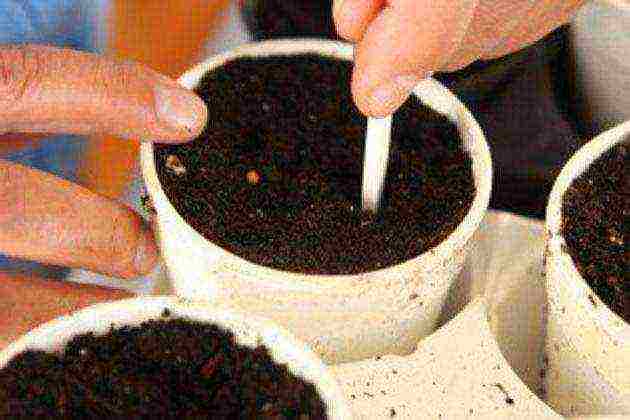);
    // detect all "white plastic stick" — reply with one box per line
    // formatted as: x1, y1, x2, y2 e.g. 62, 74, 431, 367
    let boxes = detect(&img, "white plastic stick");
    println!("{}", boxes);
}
362, 115, 393, 213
